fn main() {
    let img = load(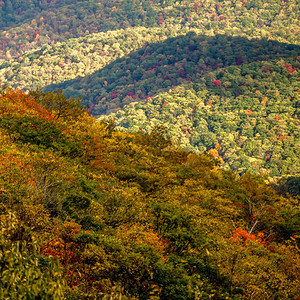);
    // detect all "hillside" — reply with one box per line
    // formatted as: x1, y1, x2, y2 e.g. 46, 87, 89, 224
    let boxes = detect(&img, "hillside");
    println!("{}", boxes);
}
1, 0, 298, 61
0, 0, 299, 179
0, 0, 299, 298
1, 0, 299, 79
0, 88, 299, 299
52, 33, 299, 177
